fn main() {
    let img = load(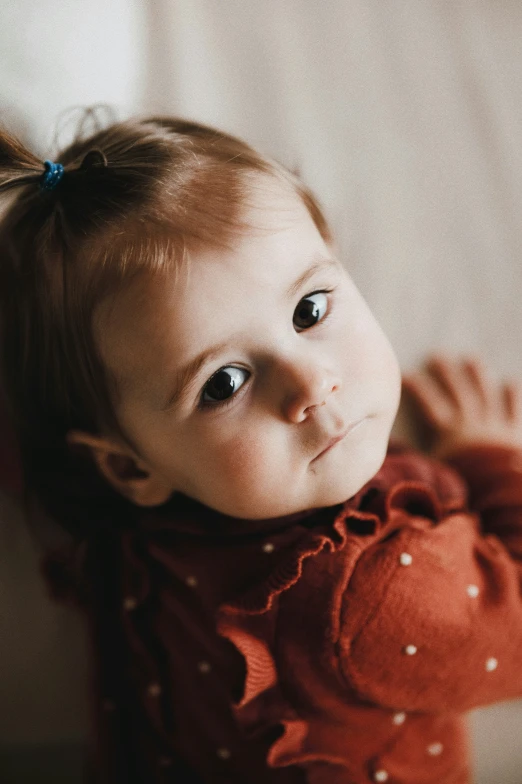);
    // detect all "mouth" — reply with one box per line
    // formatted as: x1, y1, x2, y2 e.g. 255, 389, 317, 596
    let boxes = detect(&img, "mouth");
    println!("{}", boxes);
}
312, 417, 366, 462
